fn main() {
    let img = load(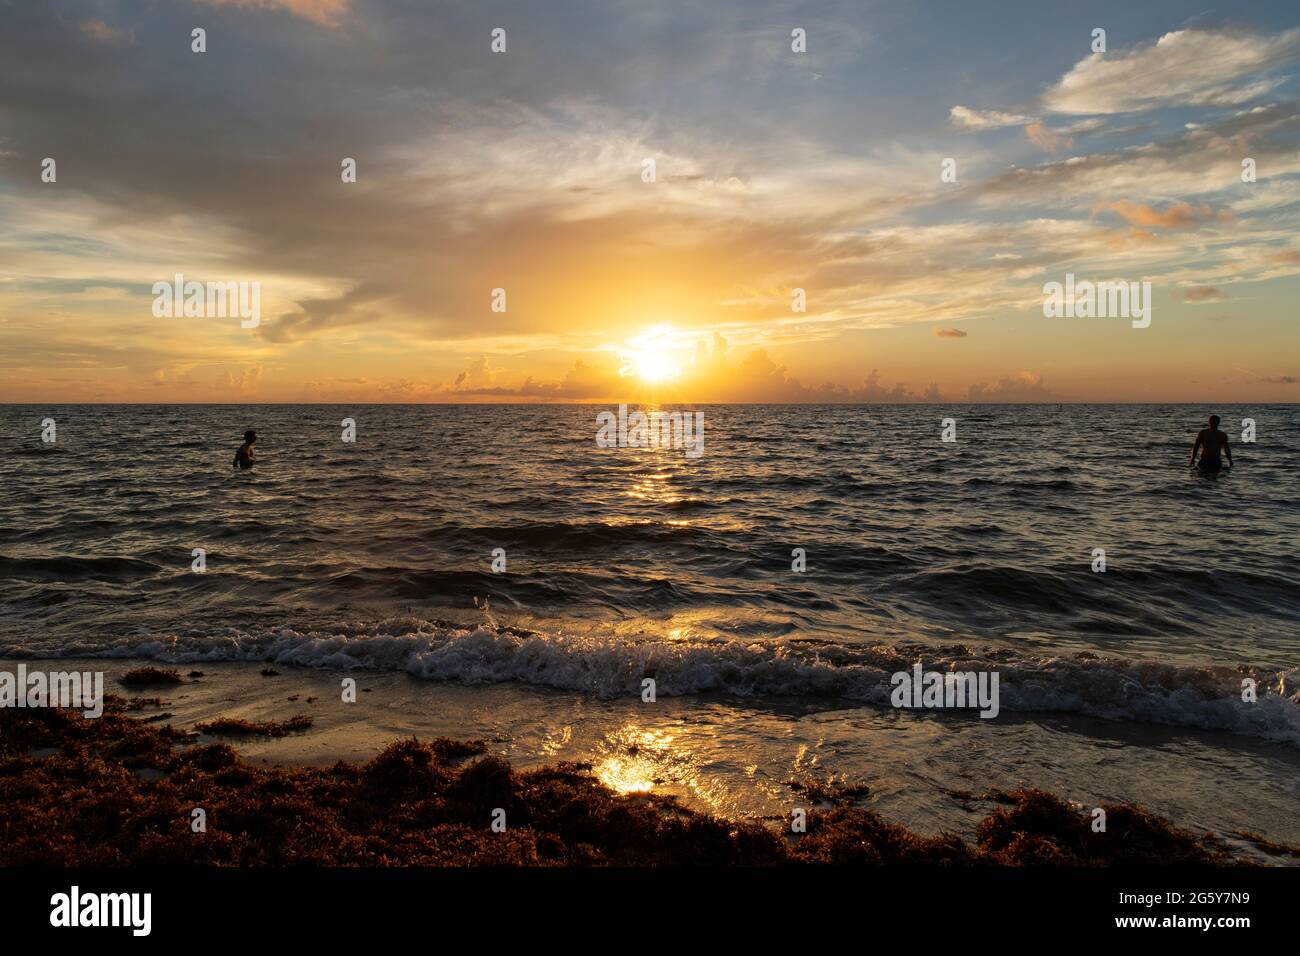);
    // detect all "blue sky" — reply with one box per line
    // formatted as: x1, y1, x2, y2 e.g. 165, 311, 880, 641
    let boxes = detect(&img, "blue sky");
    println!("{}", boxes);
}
1, 0, 1298, 401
